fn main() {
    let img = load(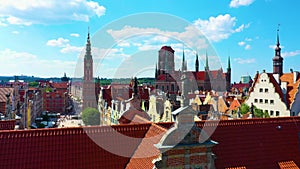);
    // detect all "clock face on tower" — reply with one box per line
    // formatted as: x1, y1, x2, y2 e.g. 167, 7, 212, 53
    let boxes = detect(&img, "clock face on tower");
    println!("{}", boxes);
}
86, 62, 90, 68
